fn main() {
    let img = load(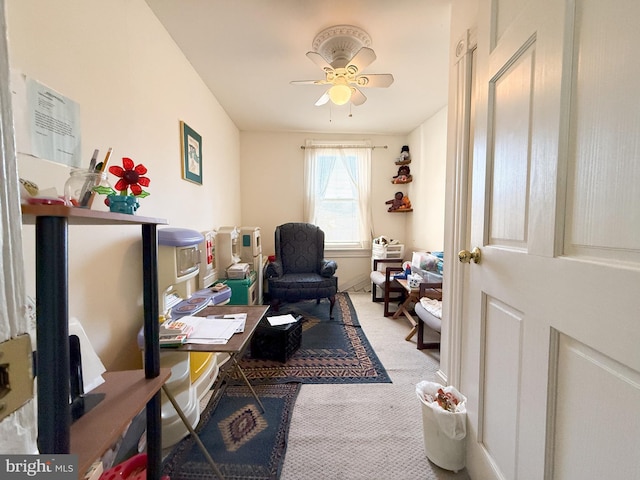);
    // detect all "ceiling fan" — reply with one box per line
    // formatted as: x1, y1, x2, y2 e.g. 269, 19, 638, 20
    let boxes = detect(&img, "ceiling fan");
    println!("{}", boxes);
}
291, 25, 394, 107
